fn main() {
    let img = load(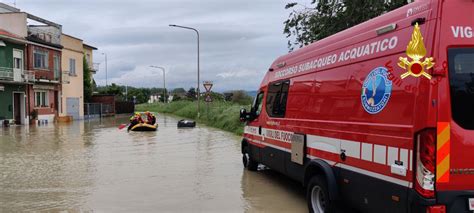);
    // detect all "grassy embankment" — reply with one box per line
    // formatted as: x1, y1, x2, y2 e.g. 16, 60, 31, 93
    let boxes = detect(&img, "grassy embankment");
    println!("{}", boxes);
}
136, 101, 249, 135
